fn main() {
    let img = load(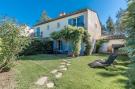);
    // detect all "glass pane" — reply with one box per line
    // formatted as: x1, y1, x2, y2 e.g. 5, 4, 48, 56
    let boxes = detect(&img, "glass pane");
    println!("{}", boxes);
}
73, 18, 77, 26
36, 27, 40, 37
77, 15, 84, 27
68, 19, 73, 25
